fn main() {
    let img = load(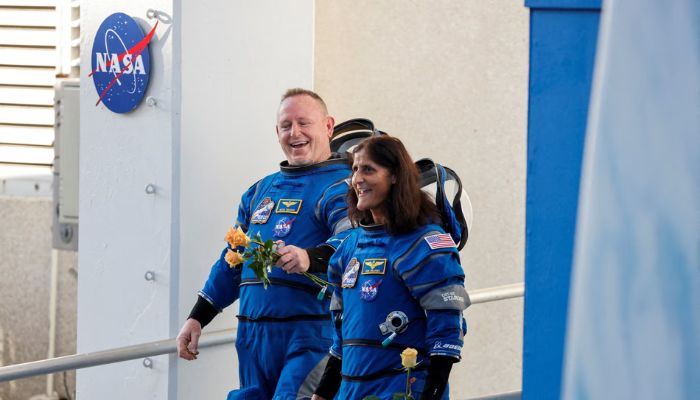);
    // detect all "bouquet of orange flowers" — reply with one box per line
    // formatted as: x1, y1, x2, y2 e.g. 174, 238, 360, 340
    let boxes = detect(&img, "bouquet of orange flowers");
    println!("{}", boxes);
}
223, 226, 330, 293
